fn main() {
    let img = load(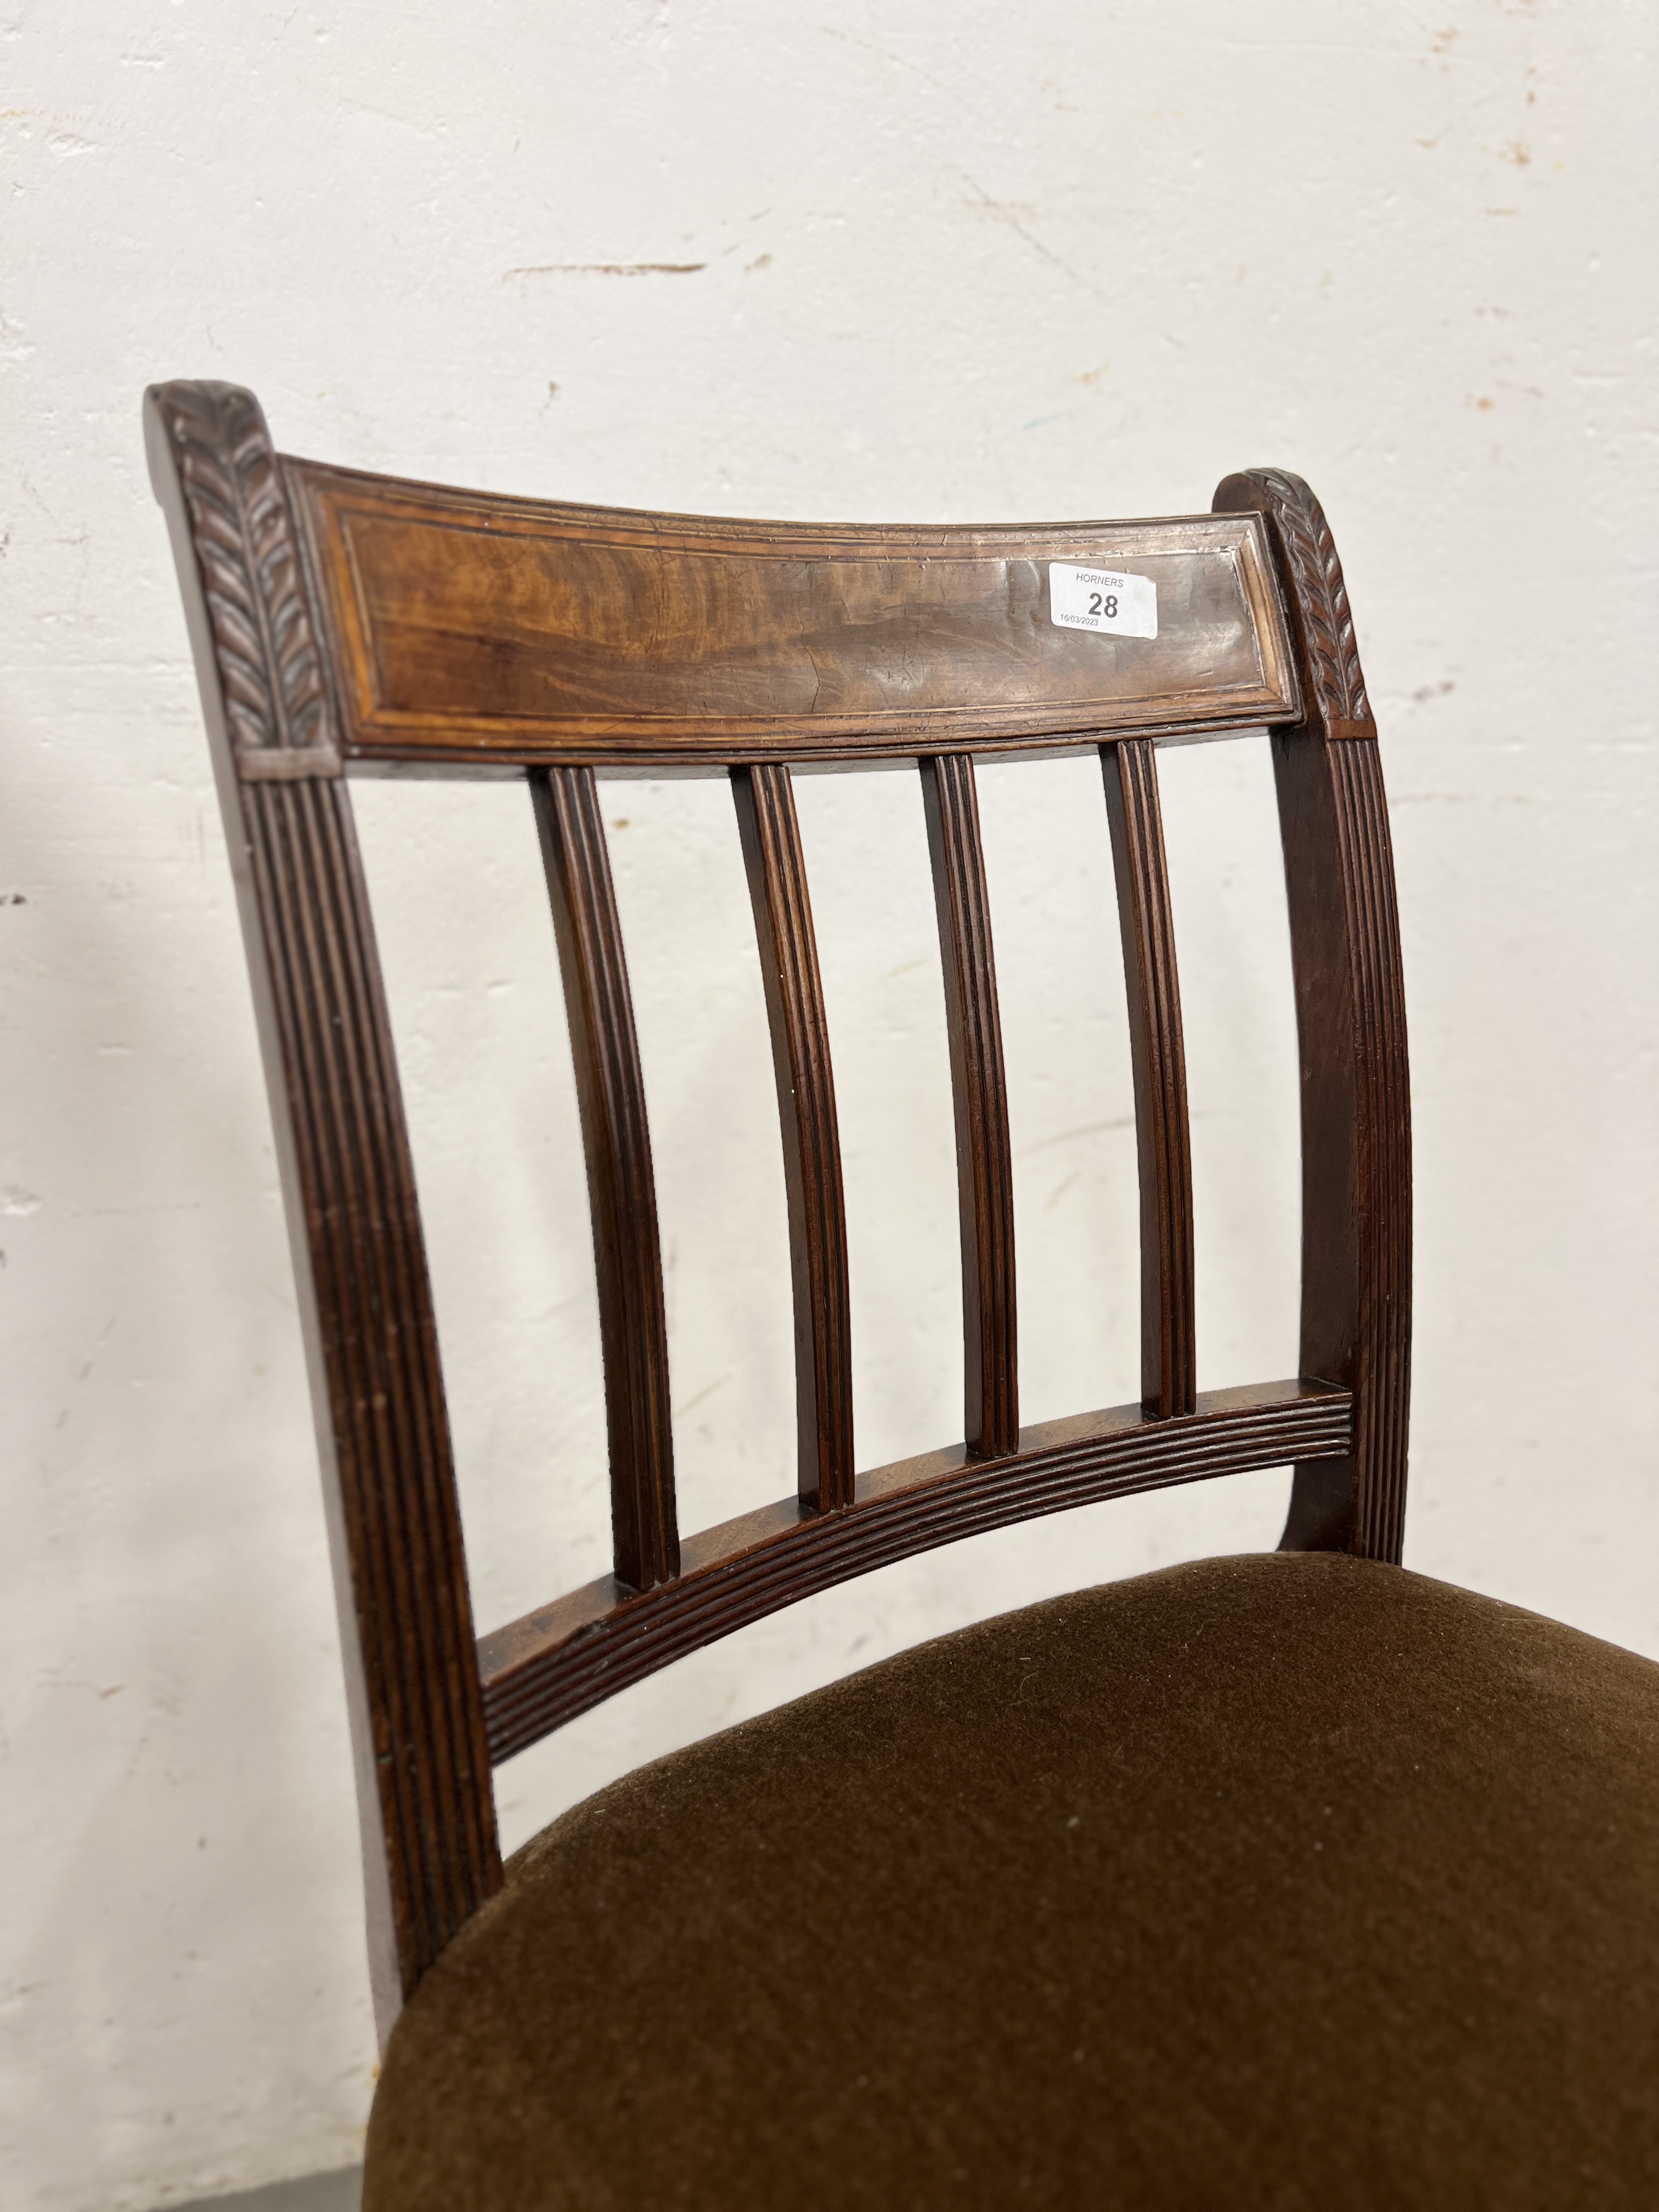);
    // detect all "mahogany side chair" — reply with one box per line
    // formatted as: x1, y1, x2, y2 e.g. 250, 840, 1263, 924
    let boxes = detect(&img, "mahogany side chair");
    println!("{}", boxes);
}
146, 380, 1659, 2209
